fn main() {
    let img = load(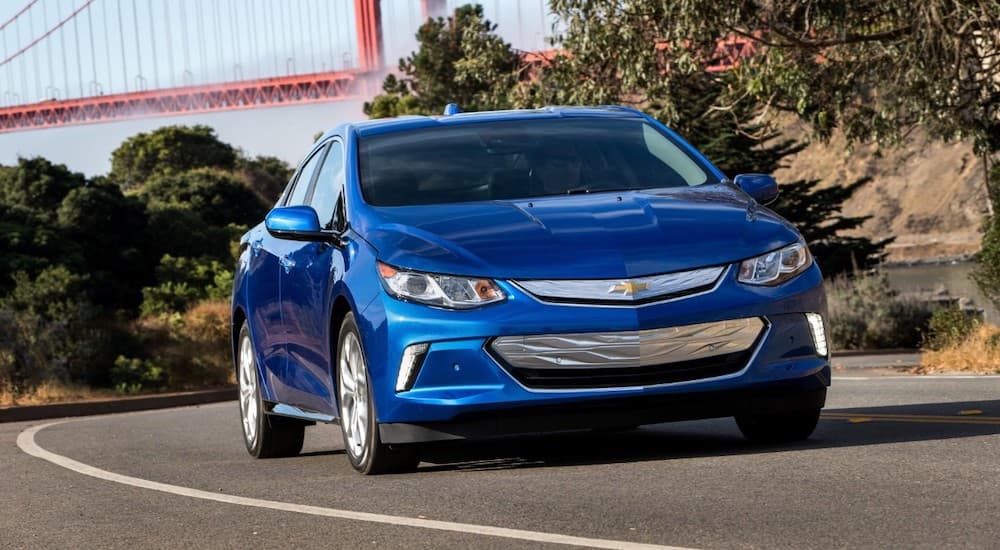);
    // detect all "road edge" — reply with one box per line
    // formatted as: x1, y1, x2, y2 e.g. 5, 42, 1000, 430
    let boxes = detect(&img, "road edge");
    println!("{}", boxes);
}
0, 388, 236, 423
